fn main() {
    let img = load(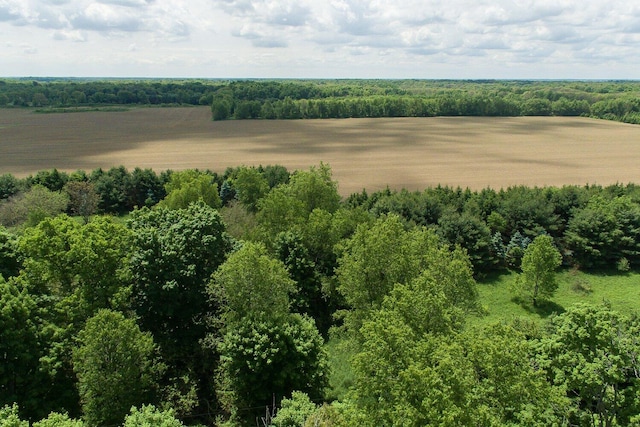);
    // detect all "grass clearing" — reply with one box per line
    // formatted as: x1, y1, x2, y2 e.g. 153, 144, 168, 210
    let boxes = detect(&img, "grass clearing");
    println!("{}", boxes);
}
2, 107, 640, 195
476, 269, 640, 326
